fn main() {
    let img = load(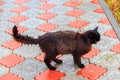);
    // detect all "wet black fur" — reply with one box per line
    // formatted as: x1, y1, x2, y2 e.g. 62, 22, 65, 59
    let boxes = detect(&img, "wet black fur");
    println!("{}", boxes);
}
12, 26, 100, 70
